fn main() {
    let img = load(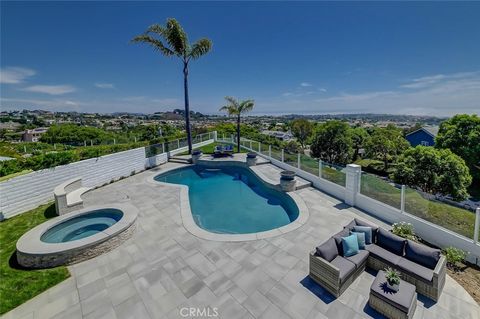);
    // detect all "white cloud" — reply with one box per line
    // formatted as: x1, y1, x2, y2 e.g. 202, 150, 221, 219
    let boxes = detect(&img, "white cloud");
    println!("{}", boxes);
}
95, 82, 115, 89
318, 88, 327, 93
300, 82, 312, 87
0, 67, 36, 84
401, 71, 479, 89
21, 85, 77, 95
